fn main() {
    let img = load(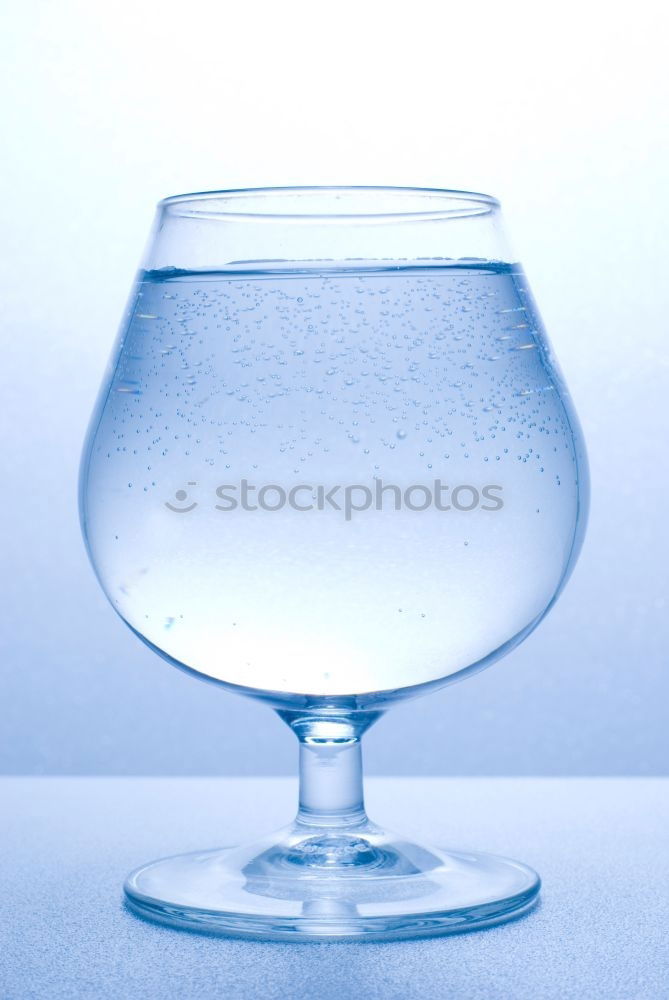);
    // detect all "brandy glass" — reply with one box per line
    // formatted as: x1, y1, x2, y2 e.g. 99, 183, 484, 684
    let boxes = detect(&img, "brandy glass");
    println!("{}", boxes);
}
80, 187, 588, 939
